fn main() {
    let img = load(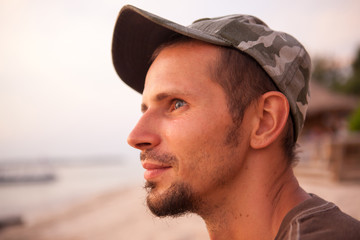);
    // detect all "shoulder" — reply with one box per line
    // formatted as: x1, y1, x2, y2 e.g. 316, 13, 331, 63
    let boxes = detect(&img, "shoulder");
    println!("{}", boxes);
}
275, 194, 360, 240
